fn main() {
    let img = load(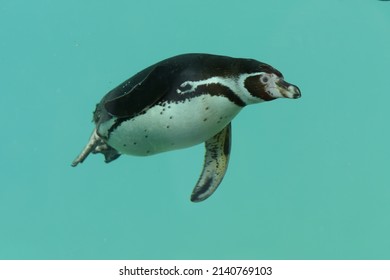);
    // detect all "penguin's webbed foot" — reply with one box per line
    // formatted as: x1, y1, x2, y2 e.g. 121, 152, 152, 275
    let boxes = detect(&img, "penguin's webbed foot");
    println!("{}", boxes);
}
92, 143, 121, 163
71, 129, 120, 166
